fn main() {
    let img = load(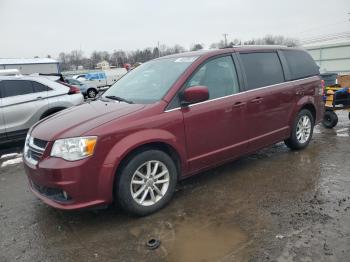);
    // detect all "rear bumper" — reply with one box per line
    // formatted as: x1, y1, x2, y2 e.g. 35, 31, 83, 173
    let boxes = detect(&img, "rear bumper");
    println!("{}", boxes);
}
23, 156, 115, 210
